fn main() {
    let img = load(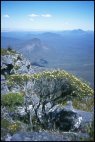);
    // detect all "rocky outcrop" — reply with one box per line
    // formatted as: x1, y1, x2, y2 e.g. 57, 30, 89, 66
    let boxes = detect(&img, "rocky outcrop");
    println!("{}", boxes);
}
1, 75, 9, 95
5, 131, 90, 141
1, 48, 94, 141
1, 50, 34, 76
4, 131, 72, 141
